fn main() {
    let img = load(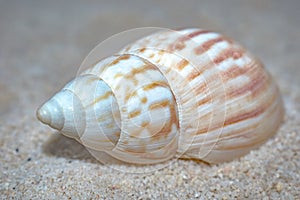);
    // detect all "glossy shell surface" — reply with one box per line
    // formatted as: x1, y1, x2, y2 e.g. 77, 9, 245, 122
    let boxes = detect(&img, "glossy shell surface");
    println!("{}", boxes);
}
37, 28, 284, 164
